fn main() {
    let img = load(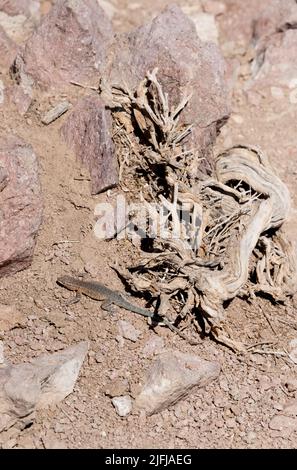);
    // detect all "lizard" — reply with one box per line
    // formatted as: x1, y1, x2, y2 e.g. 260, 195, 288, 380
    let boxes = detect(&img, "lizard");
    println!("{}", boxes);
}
57, 275, 199, 345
